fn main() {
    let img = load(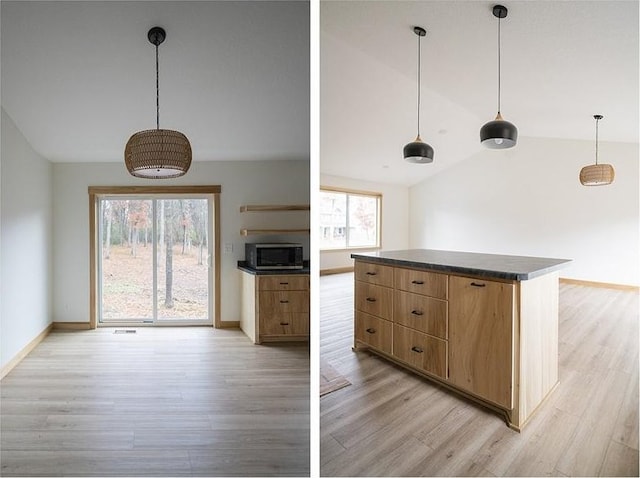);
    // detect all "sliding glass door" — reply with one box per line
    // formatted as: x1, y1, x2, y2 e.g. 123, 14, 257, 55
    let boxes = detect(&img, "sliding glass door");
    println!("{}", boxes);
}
98, 196, 212, 325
